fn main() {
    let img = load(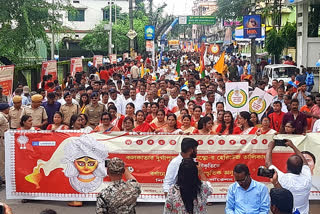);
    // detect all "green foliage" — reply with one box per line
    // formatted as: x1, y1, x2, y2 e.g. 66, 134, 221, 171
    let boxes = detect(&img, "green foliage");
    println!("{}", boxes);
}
280, 22, 297, 48
265, 29, 285, 62
0, 0, 70, 63
80, 14, 149, 53
214, 0, 251, 20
